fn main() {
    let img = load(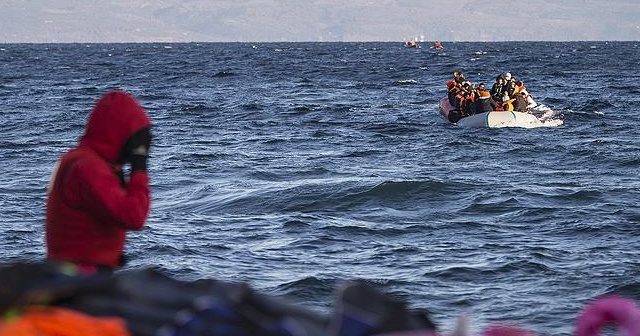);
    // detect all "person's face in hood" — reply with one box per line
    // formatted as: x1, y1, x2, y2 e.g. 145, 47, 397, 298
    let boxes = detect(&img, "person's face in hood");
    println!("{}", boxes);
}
80, 91, 151, 163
